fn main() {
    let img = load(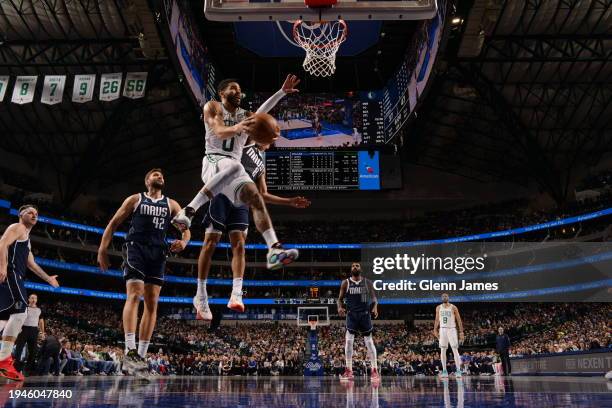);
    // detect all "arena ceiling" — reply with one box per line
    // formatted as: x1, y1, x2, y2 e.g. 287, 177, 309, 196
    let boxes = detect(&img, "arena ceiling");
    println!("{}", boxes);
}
0, 0, 610, 207
408, 0, 611, 204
